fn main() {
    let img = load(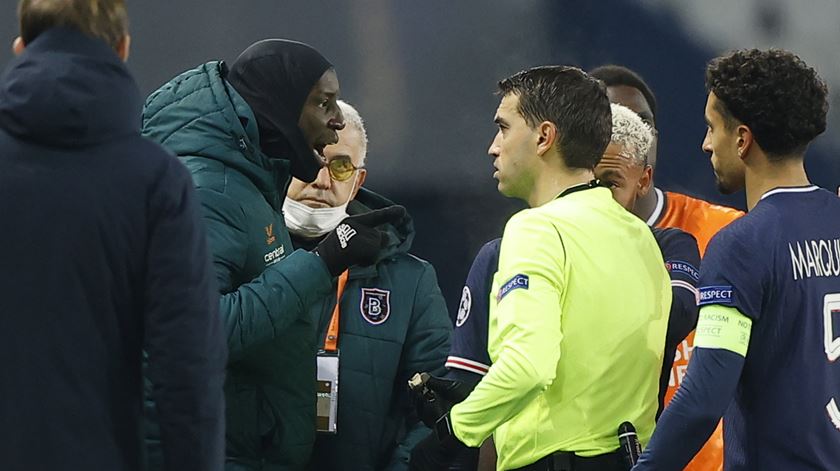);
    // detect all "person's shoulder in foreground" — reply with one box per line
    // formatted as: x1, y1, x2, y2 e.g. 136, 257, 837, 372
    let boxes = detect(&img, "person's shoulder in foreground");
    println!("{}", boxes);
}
0, 2, 226, 471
